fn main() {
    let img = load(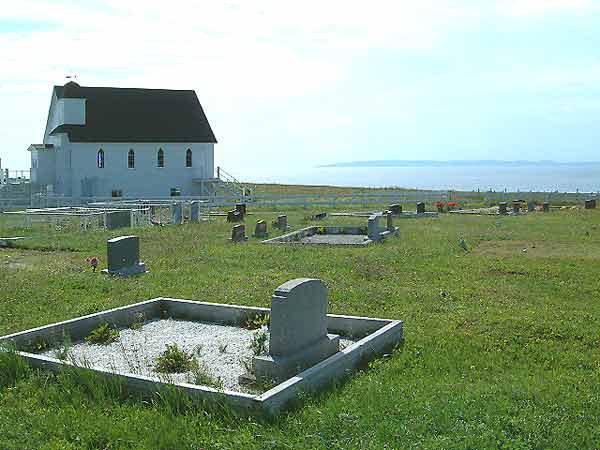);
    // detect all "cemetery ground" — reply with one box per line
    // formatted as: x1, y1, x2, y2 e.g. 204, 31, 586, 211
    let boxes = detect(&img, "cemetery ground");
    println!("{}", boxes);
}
1, 201, 600, 449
